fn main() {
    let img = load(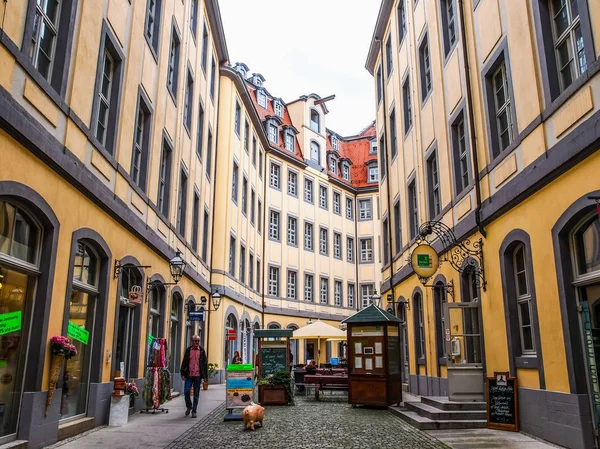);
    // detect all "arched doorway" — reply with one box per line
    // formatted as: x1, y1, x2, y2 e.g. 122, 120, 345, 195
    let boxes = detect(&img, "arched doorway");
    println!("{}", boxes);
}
225, 313, 238, 367
241, 319, 252, 364
170, 291, 183, 373
396, 297, 410, 387
287, 324, 299, 368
